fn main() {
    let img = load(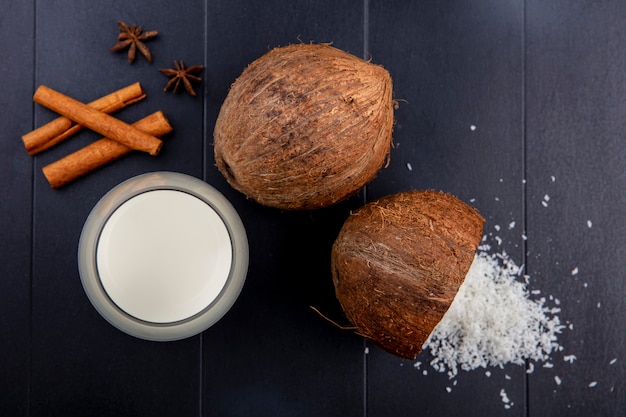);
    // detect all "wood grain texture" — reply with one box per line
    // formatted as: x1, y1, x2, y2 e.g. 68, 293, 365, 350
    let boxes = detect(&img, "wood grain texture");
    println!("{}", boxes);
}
203, 1, 367, 415
28, 1, 205, 415
366, 0, 528, 415
525, 1, 626, 415
0, 1, 34, 415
